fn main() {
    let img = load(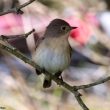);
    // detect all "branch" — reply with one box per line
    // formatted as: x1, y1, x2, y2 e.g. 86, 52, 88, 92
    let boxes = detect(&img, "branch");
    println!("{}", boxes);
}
0, 0, 35, 16
51, 75, 89, 110
0, 29, 35, 41
74, 76, 110, 90
0, 30, 110, 110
